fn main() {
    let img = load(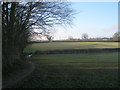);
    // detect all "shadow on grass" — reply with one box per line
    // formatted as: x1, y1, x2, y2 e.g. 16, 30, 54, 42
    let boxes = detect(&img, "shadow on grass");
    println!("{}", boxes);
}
33, 48, 120, 55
